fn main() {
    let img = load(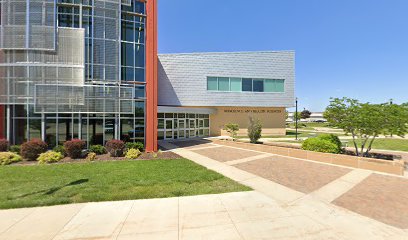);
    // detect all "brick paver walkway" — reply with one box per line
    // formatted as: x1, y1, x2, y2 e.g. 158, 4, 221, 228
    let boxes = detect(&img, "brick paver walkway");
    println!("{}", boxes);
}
333, 174, 408, 229
193, 147, 262, 162
162, 139, 408, 234
235, 156, 351, 193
